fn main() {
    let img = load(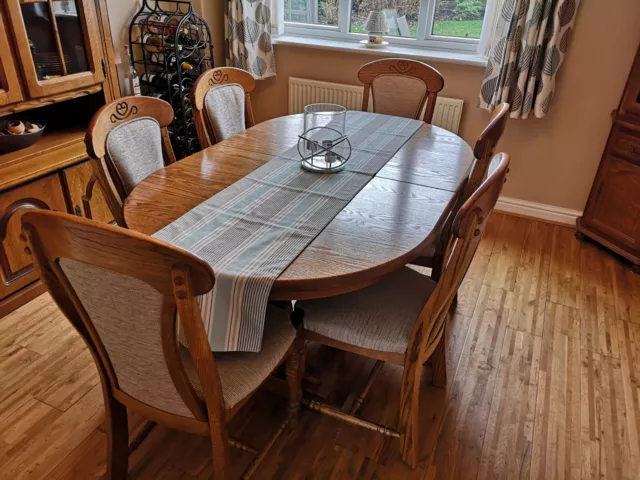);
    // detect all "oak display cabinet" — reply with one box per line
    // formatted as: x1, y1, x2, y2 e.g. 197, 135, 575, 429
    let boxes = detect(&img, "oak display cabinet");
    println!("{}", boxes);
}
0, 0, 119, 317
577, 46, 640, 273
